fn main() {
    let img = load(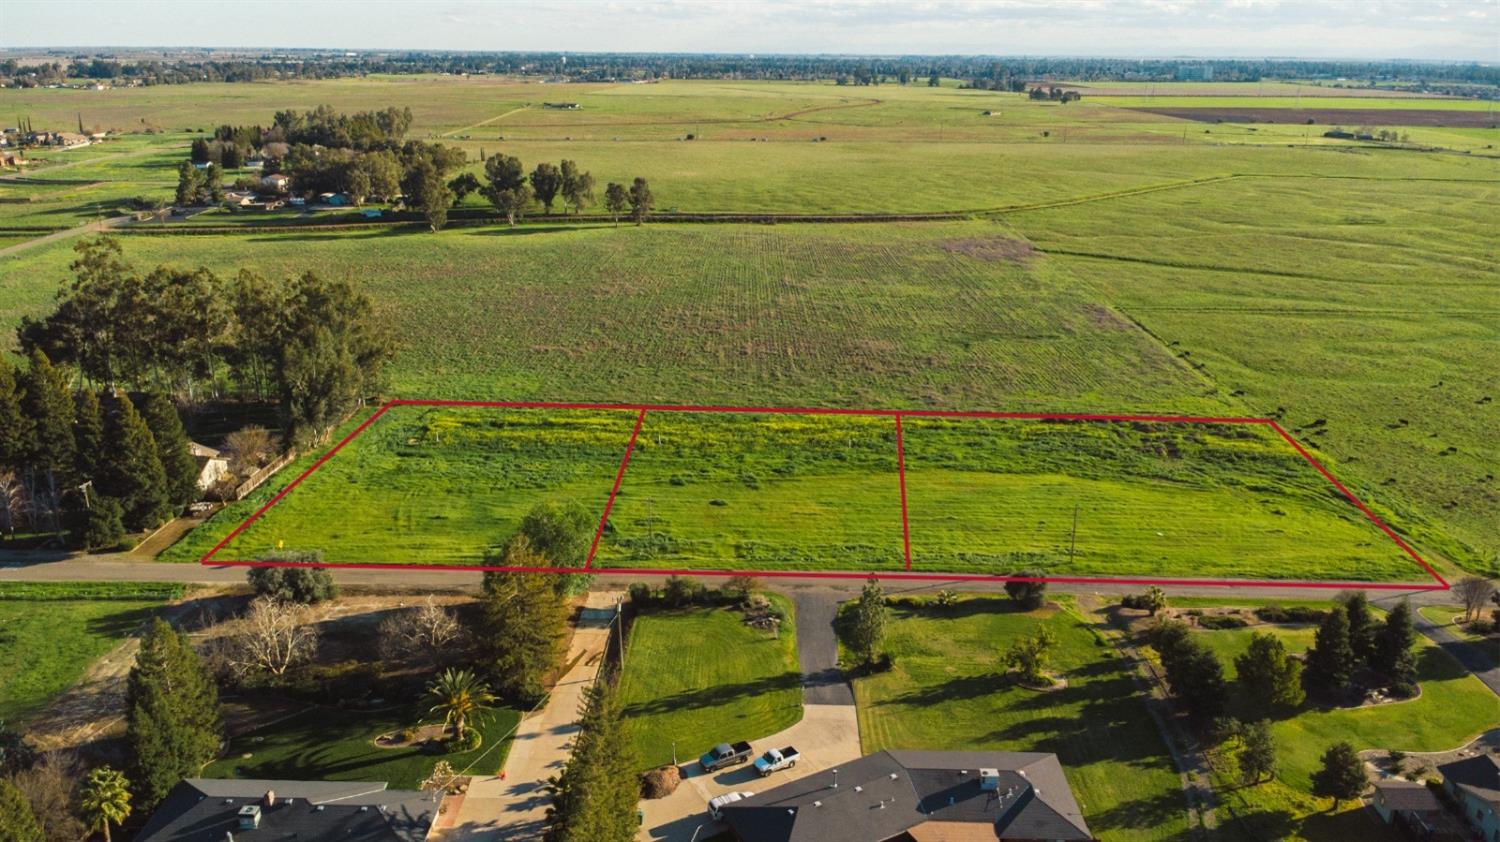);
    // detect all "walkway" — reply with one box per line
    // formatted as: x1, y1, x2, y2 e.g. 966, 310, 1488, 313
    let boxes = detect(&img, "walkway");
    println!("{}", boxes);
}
437, 592, 620, 841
